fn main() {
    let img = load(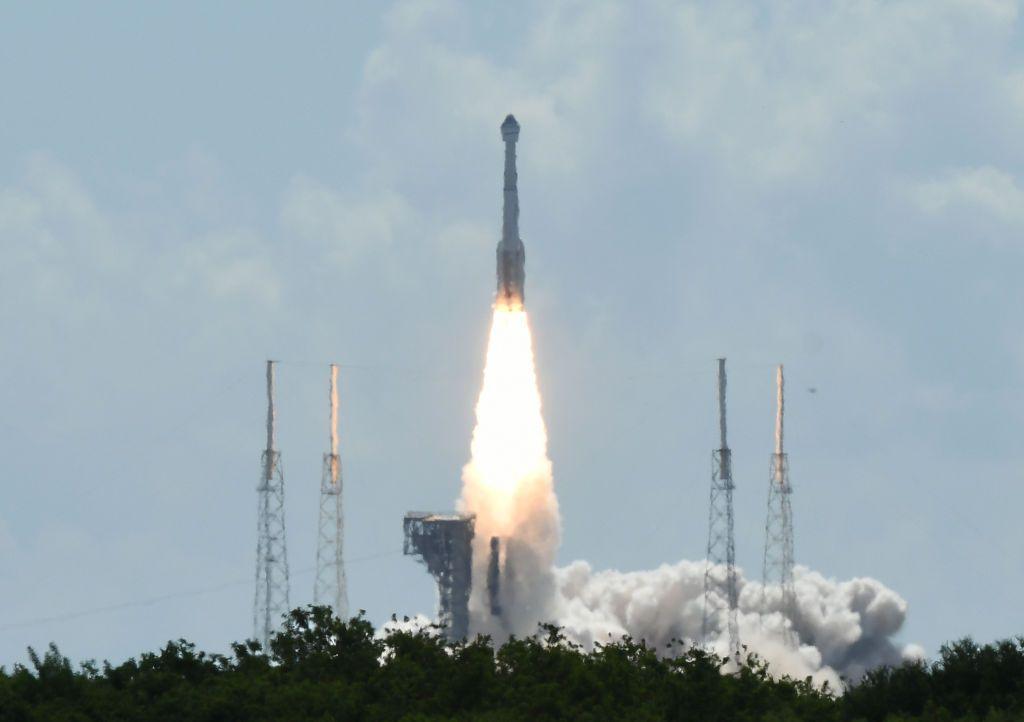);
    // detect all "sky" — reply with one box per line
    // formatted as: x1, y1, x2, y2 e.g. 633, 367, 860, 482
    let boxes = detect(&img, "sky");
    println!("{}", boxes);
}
2, 0, 1024, 666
